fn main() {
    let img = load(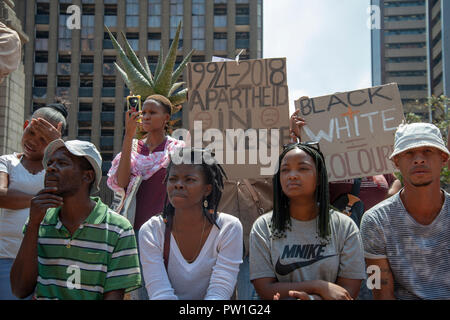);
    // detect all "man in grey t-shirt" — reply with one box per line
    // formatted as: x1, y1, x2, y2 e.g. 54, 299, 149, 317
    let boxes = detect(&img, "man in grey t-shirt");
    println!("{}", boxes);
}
360, 123, 450, 300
